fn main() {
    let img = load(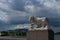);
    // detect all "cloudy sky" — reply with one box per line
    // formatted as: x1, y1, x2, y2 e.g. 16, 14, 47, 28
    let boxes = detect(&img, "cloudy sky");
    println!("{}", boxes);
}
0, 0, 60, 31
